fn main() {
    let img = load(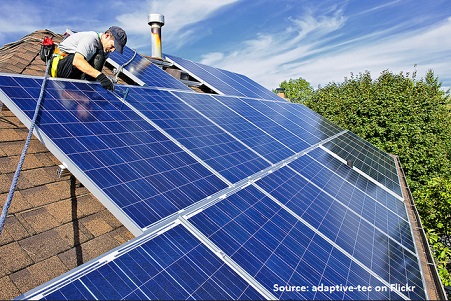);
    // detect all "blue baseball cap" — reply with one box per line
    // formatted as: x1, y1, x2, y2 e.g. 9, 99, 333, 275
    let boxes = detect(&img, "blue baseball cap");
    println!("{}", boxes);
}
109, 26, 127, 54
